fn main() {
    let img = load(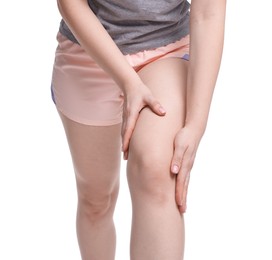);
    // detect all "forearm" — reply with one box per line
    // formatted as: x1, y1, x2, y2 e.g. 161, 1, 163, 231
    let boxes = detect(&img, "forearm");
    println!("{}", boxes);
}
57, 0, 142, 93
185, 0, 226, 134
